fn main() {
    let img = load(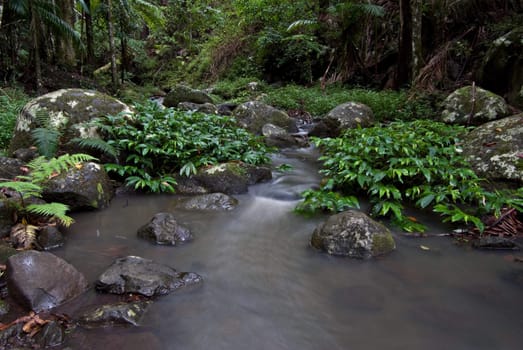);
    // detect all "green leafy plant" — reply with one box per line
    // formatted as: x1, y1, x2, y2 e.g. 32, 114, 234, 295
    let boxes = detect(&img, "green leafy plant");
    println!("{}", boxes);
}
296, 120, 523, 233
0, 153, 97, 227
0, 87, 29, 154
89, 101, 273, 192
